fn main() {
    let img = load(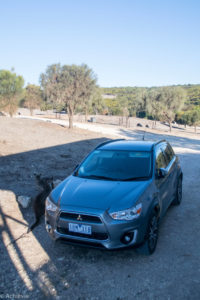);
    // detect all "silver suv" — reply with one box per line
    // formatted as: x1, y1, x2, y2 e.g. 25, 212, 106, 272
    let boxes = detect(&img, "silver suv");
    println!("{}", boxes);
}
45, 139, 183, 254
